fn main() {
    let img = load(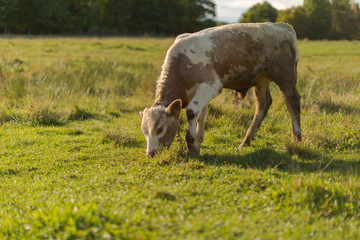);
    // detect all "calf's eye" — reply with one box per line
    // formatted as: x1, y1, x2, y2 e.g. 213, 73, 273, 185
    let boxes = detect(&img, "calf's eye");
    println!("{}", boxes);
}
156, 128, 163, 135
